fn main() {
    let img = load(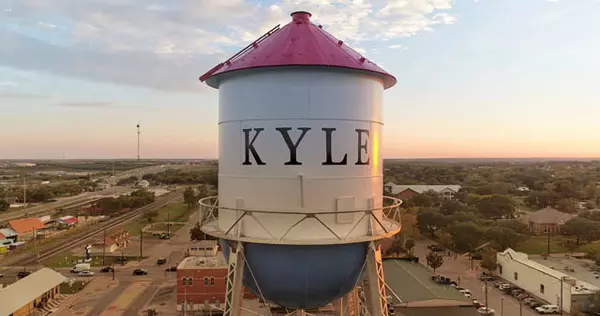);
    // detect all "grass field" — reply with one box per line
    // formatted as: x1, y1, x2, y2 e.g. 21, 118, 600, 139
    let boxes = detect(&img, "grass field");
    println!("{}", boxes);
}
59, 280, 90, 294
43, 251, 145, 268
515, 235, 573, 254
146, 222, 185, 232
123, 202, 193, 238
